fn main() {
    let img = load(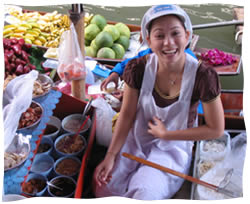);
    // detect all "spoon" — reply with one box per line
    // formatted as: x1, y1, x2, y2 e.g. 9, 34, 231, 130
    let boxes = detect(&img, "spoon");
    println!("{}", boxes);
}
218, 168, 234, 188
63, 99, 93, 149
80, 98, 93, 124
47, 181, 63, 191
